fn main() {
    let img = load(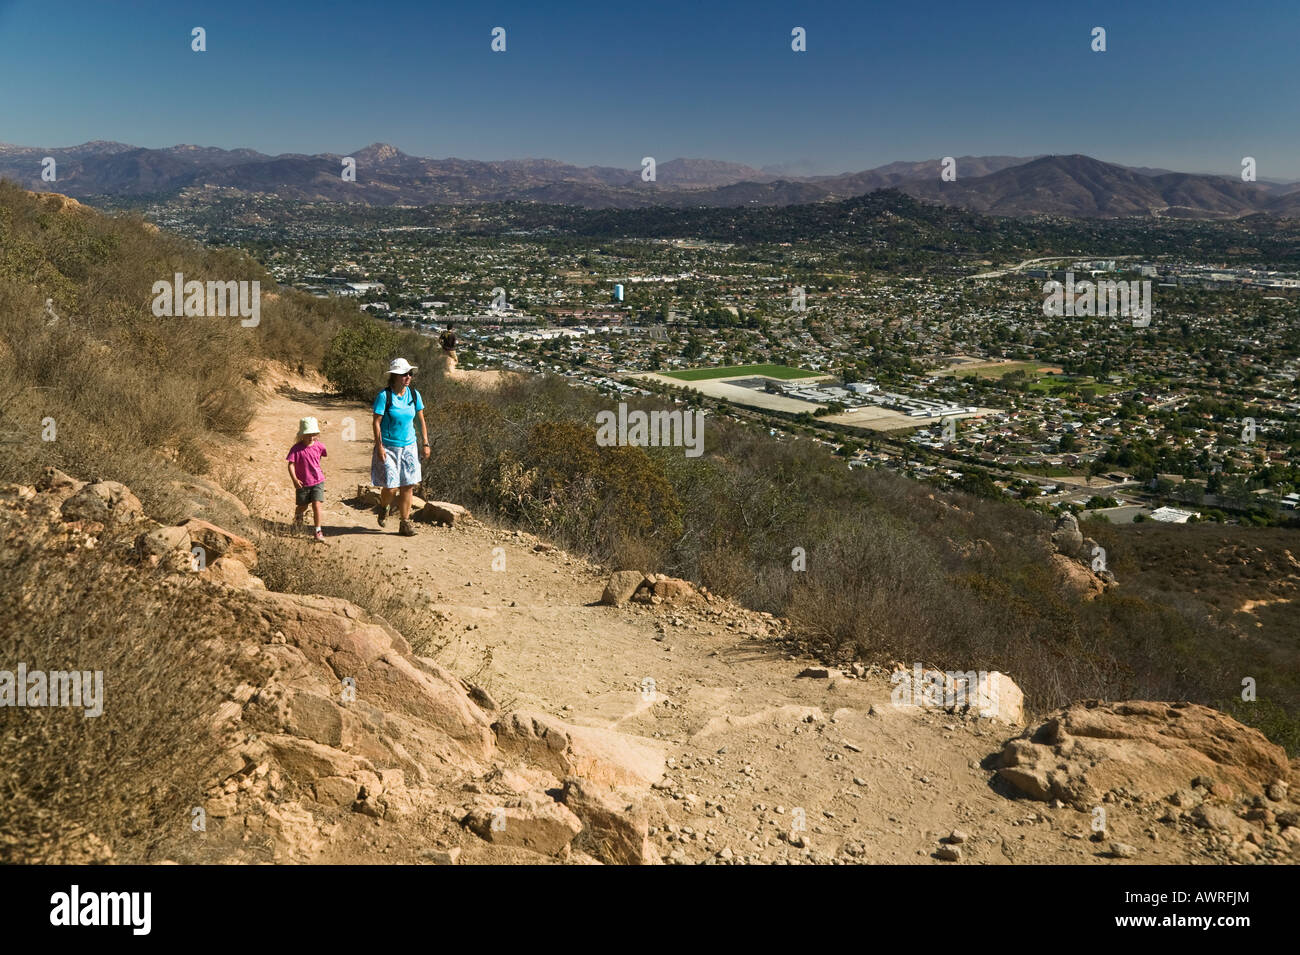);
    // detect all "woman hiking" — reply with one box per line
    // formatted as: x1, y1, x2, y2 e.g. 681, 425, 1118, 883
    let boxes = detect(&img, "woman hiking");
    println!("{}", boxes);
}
371, 358, 431, 537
